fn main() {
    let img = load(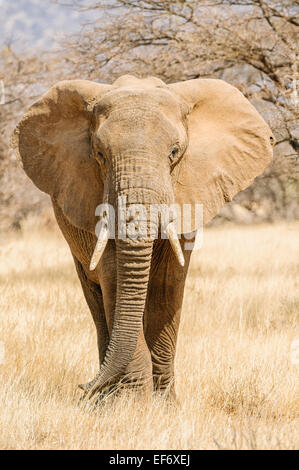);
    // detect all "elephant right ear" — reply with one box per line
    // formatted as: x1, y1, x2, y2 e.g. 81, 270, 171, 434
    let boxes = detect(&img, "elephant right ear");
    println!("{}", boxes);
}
12, 80, 112, 233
